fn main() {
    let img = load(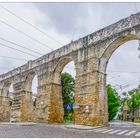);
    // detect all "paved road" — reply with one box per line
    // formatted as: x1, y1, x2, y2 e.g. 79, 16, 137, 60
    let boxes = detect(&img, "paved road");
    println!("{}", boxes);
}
109, 120, 140, 127
0, 121, 139, 138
